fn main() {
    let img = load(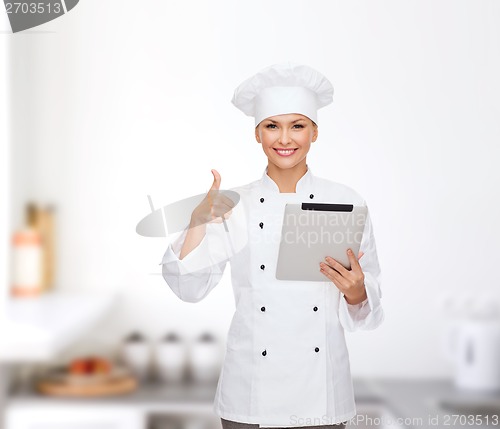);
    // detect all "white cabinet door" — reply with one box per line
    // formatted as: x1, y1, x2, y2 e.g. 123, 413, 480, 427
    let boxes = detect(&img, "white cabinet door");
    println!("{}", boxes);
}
6, 405, 144, 429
